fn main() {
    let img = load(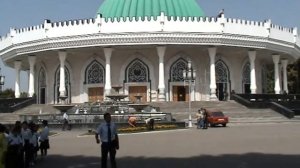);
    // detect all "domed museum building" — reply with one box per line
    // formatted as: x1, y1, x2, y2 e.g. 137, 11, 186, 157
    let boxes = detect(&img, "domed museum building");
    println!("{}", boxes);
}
0, 0, 299, 104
